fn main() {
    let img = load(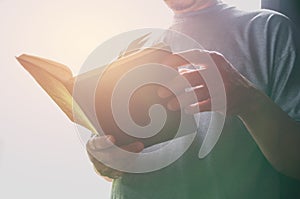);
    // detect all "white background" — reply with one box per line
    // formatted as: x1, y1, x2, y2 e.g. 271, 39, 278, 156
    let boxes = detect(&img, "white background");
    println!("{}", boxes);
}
0, 0, 260, 198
